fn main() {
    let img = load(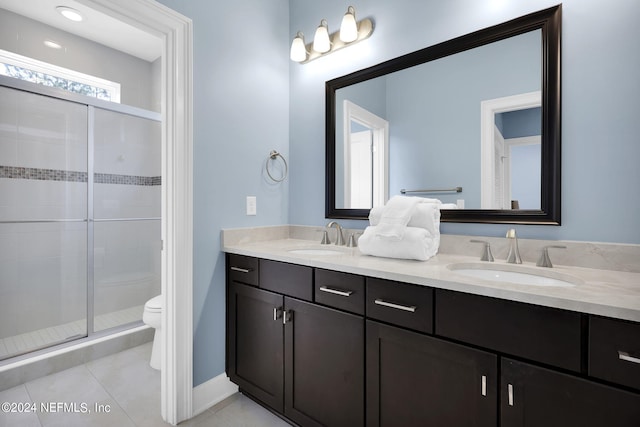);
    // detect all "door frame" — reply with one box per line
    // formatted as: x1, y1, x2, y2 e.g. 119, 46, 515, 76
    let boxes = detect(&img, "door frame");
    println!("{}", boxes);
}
78, 0, 193, 424
480, 91, 540, 209
343, 100, 389, 208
